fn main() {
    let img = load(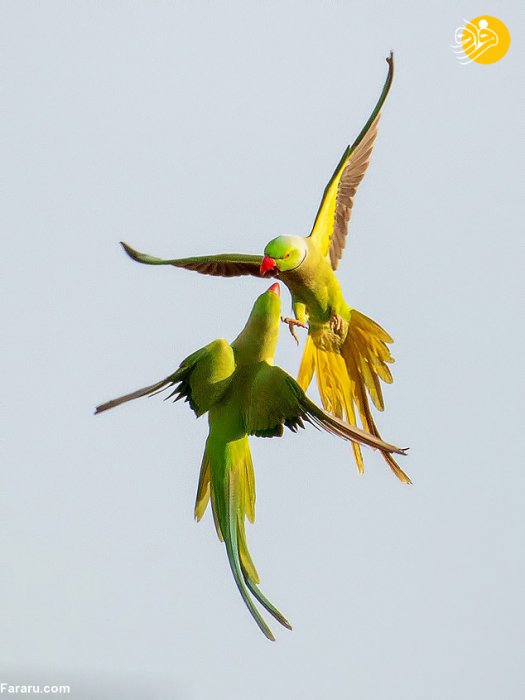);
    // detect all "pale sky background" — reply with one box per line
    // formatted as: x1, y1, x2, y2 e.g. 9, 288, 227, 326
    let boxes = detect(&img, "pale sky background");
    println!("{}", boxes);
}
2, 1, 524, 699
